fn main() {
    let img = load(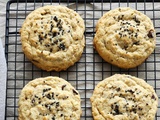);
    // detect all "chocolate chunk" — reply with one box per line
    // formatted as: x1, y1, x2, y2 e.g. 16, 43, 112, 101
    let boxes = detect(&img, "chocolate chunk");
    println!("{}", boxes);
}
133, 41, 140, 45
151, 94, 156, 100
134, 16, 140, 23
50, 24, 54, 32
116, 87, 121, 92
73, 89, 78, 95
62, 85, 66, 90
147, 30, 154, 38
50, 48, 53, 52
38, 35, 43, 42
52, 32, 57, 37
